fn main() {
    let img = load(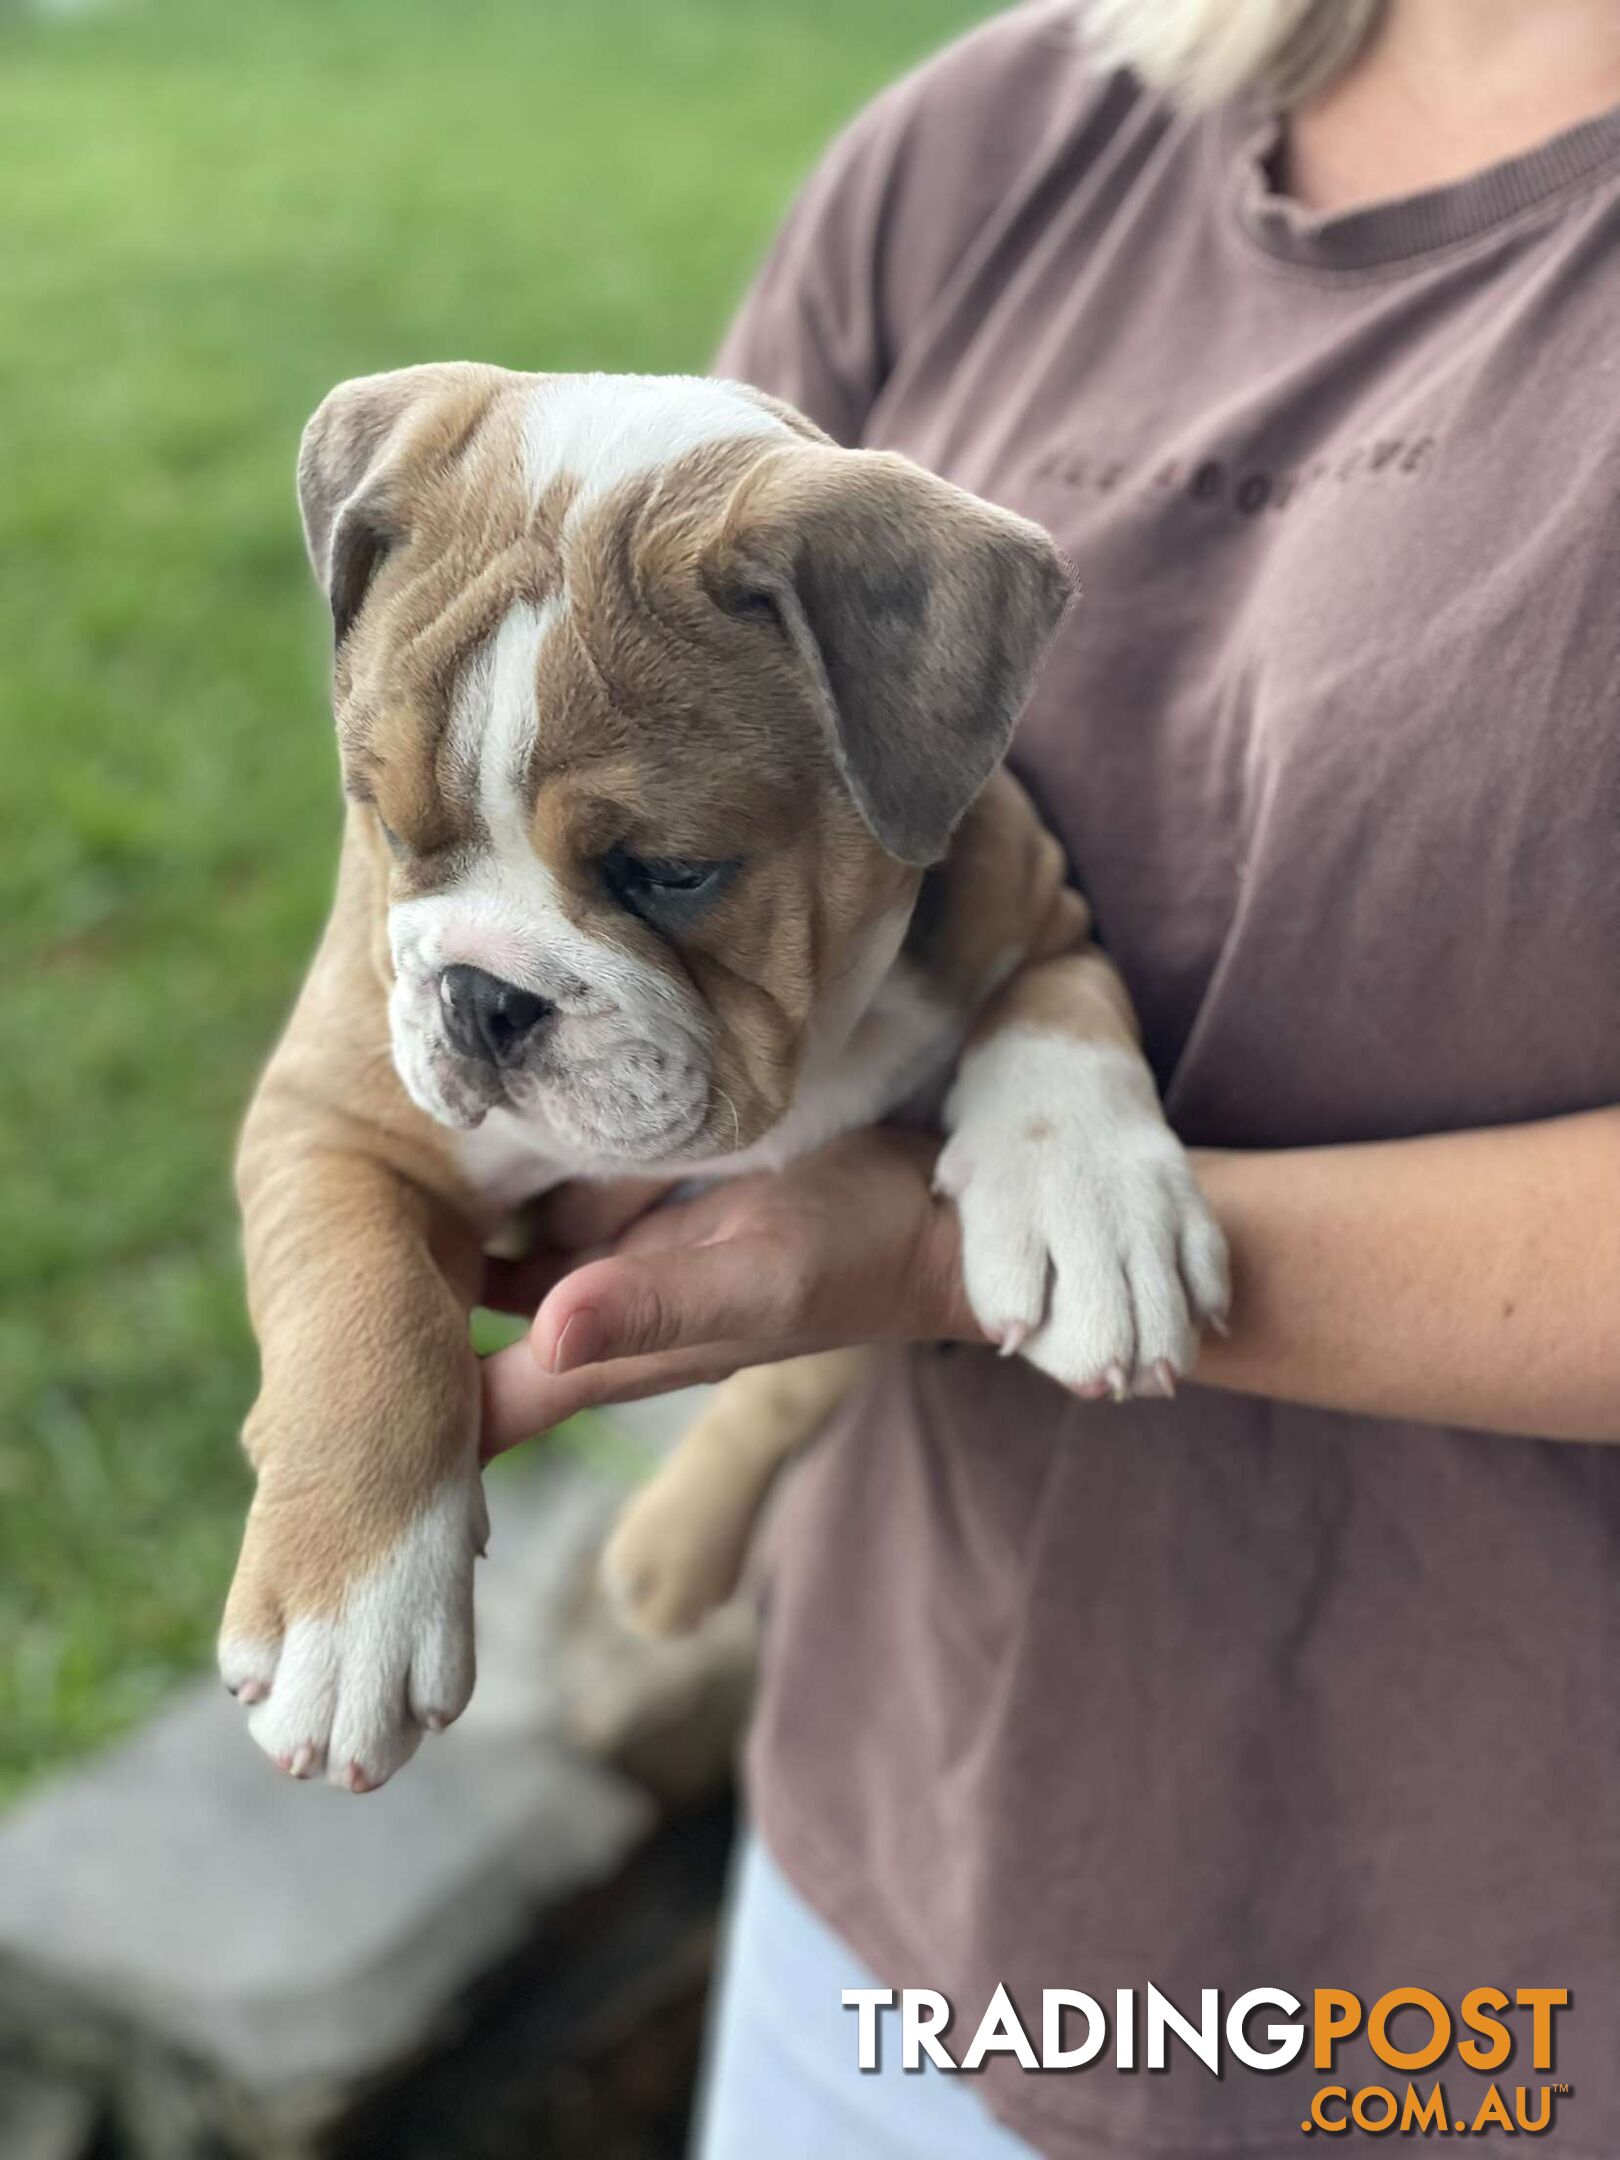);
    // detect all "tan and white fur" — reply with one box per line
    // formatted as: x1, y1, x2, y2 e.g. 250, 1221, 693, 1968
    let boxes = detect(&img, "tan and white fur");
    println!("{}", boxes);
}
222, 365, 1228, 1791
